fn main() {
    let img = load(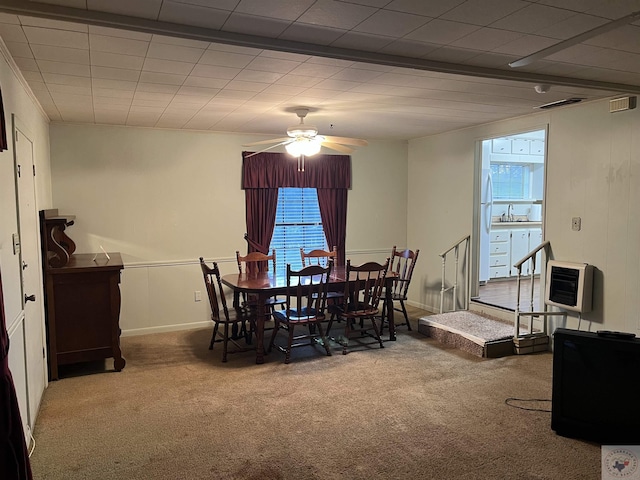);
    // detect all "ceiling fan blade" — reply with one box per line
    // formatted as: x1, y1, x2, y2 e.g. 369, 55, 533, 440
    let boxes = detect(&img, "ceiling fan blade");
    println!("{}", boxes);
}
321, 141, 354, 154
243, 137, 290, 147
243, 139, 293, 158
321, 135, 368, 147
